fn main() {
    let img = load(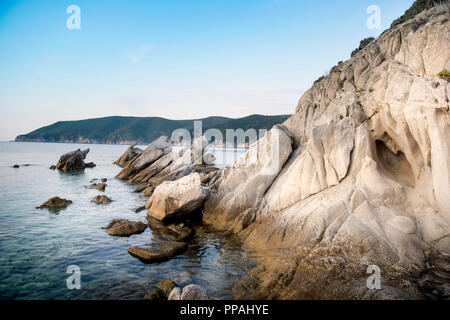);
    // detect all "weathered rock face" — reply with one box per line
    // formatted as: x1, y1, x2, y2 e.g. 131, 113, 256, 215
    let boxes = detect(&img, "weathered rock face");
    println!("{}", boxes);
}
203, 7, 450, 299
146, 173, 209, 222
104, 219, 147, 237
203, 126, 293, 230
55, 149, 90, 172
114, 143, 143, 167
